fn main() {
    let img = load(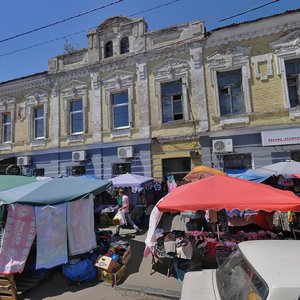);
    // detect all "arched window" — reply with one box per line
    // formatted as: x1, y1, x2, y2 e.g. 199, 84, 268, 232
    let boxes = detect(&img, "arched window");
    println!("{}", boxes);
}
105, 41, 113, 58
120, 37, 129, 54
